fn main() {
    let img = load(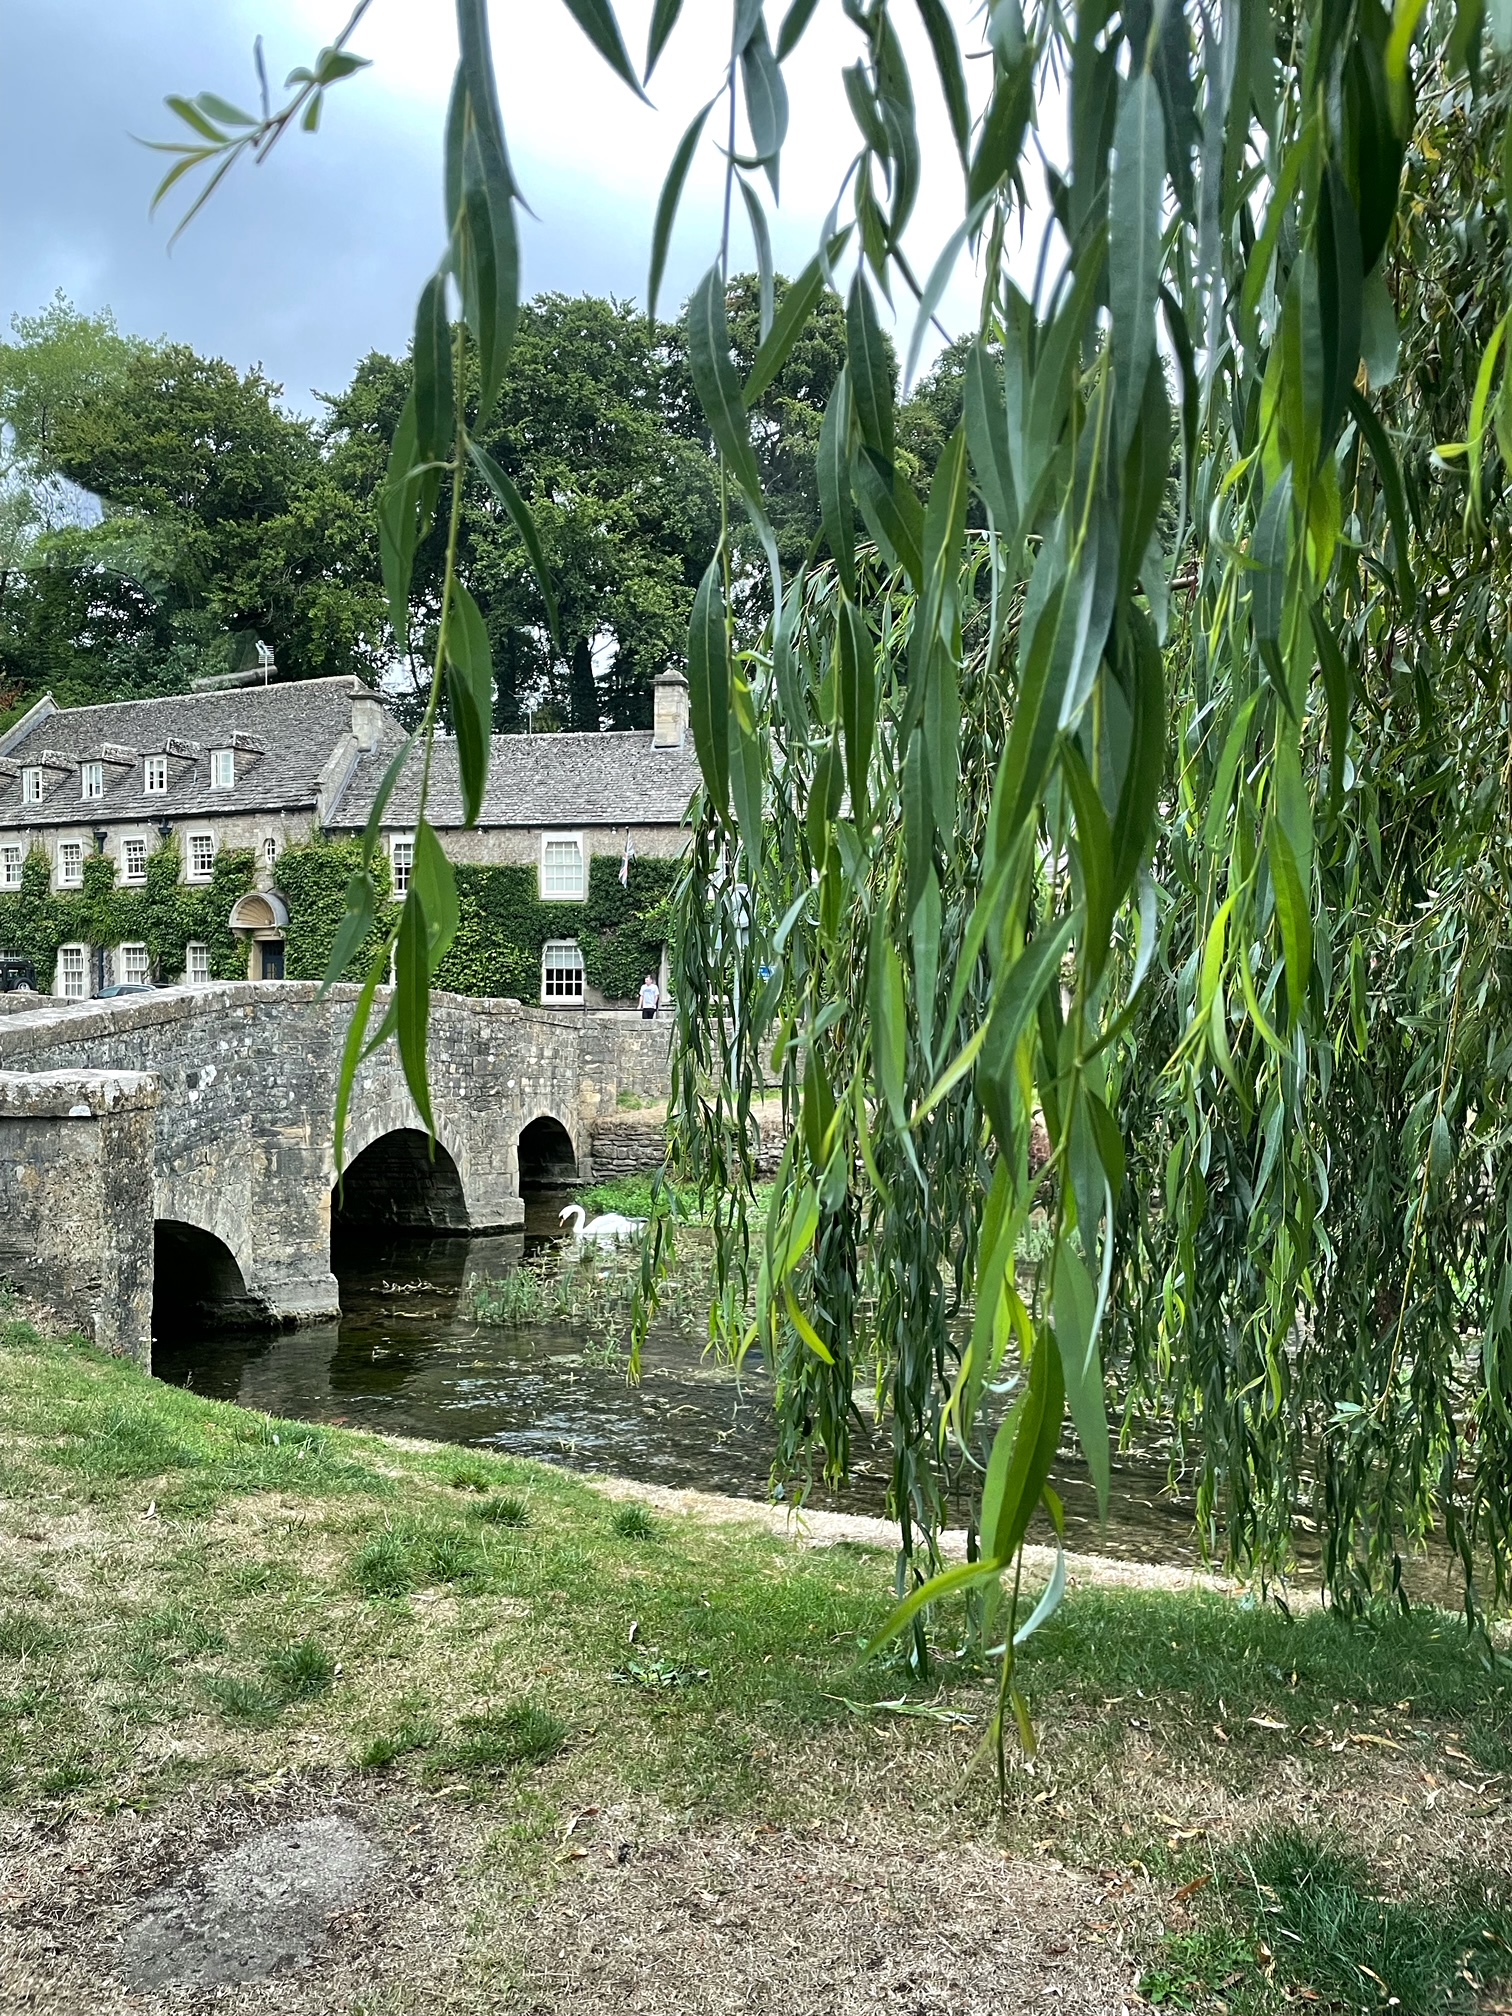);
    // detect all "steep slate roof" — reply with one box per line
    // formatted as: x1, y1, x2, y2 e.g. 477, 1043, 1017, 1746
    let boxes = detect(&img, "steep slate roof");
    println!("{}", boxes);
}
0, 678, 399, 827
329, 730, 701, 831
